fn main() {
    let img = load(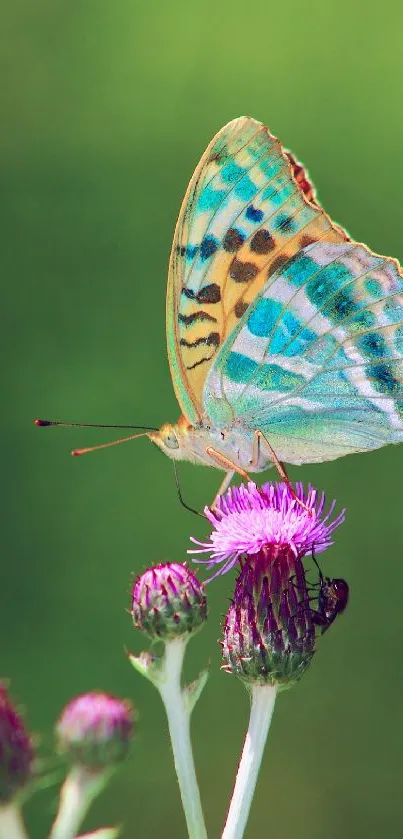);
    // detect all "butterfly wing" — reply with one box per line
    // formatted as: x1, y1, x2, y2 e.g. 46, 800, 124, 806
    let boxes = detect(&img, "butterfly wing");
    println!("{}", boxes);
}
204, 241, 403, 463
166, 117, 348, 425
